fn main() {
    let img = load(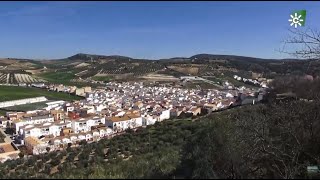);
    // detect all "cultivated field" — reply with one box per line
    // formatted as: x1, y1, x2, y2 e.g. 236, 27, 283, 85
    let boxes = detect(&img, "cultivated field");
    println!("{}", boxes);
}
0, 86, 83, 102
0, 73, 9, 84
14, 73, 47, 83
0, 73, 46, 84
